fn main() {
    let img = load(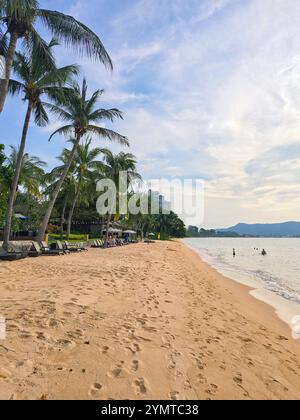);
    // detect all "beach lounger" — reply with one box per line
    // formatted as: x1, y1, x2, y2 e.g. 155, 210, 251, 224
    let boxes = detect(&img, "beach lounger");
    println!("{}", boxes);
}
55, 241, 70, 254
63, 241, 82, 253
0, 252, 28, 261
0, 243, 28, 261
65, 241, 88, 252
39, 241, 64, 256
28, 242, 42, 258
91, 240, 98, 248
